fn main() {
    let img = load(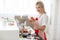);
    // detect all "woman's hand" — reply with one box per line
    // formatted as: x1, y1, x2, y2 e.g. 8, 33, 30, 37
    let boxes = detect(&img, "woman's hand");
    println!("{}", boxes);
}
29, 17, 35, 25
40, 25, 46, 31
34, 23, 46, 31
